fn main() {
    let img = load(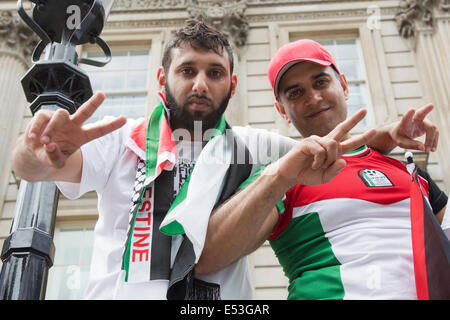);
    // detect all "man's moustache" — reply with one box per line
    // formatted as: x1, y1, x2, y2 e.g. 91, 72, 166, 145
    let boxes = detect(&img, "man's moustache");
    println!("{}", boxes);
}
186, 94, 213, 105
